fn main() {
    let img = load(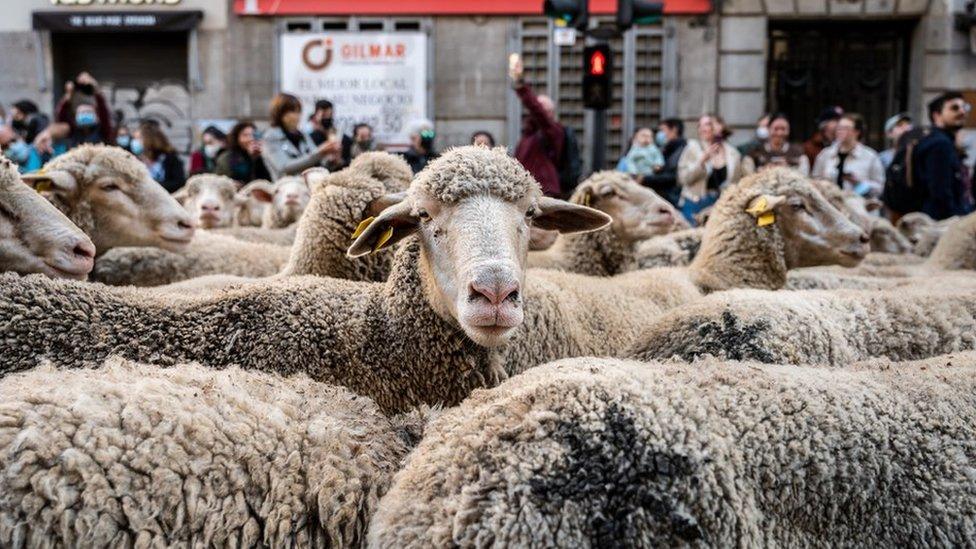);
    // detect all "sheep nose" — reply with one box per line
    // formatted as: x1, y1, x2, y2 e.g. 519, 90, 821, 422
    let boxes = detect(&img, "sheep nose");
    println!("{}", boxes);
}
859, 232, 870, 244
177, 219, 195, 231
201, 202, 221, 213
71, 238, 96, 260
469, 278, 520, 307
